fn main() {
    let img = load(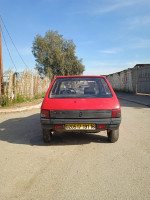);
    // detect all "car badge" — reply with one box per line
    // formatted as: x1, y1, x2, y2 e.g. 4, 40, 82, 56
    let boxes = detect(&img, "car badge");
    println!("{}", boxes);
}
79, 112, 82, 117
